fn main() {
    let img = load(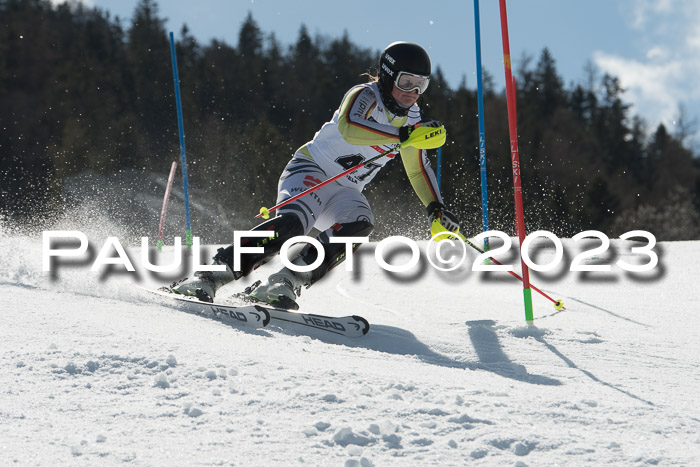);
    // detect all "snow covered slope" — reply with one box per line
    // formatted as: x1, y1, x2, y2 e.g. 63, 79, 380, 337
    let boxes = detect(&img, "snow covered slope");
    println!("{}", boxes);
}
1, 230, 699, 465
